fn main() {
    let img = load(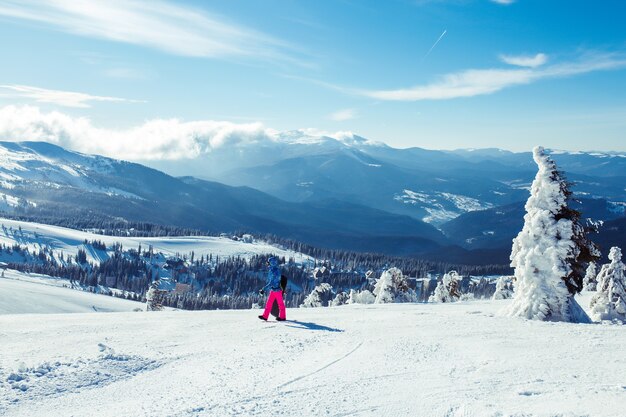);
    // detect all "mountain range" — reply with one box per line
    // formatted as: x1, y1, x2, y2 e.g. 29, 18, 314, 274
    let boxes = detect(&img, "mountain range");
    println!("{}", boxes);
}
1, 133, 625, 264
148, 131, 626, 226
